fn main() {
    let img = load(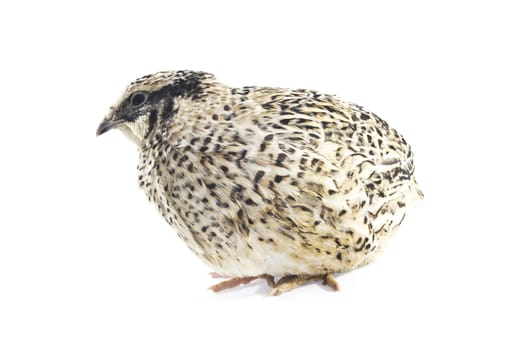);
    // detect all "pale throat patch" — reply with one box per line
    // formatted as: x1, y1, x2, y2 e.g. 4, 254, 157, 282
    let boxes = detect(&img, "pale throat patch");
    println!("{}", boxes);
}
119, 115, 149, 146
